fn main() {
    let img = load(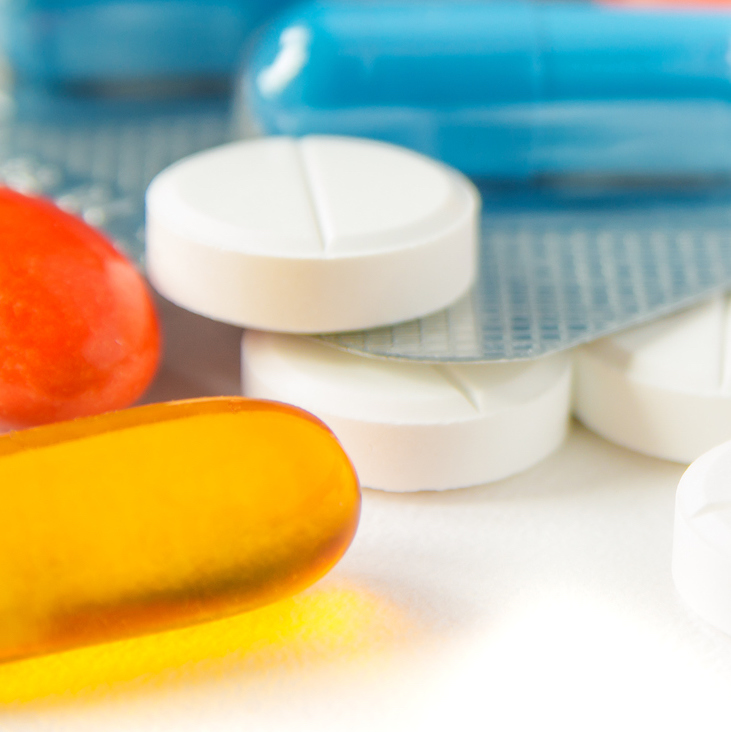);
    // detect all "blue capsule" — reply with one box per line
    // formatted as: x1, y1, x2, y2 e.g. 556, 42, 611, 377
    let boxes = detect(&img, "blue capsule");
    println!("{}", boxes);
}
243, 0, 731, 182
1, 0, 294, 90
